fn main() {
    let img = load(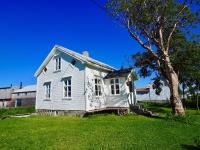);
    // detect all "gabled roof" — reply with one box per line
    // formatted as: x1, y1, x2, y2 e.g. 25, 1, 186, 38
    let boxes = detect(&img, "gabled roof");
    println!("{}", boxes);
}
13, 85, 36, 93
35, 45, 116, 77
104, 68, 132, 79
